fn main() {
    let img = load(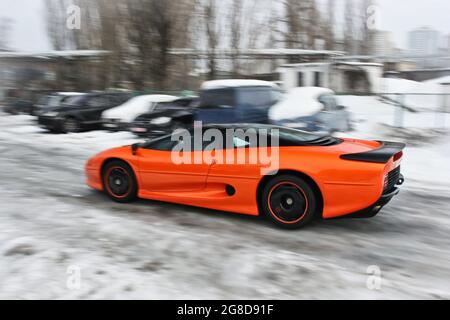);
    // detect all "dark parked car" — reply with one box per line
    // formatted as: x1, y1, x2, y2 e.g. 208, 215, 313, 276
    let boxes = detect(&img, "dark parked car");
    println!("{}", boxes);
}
130, 97, 199, 136
3, 99, 35, 115
129, 80, 281, 137
33, 92, 84, 116
37, 92, 132, 133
